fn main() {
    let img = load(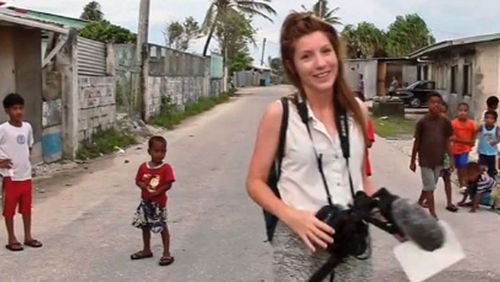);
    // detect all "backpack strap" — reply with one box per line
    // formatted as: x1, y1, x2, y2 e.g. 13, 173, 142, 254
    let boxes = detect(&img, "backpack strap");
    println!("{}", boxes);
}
276, 97, 289, 167
263, 97, 289, 242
